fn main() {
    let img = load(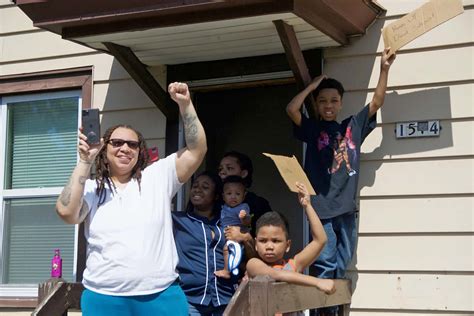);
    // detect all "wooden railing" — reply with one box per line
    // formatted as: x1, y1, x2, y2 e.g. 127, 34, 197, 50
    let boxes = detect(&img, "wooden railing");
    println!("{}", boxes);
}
32, 279, 83, 316
224, 276, 352, 316
32, 277, 351, 316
